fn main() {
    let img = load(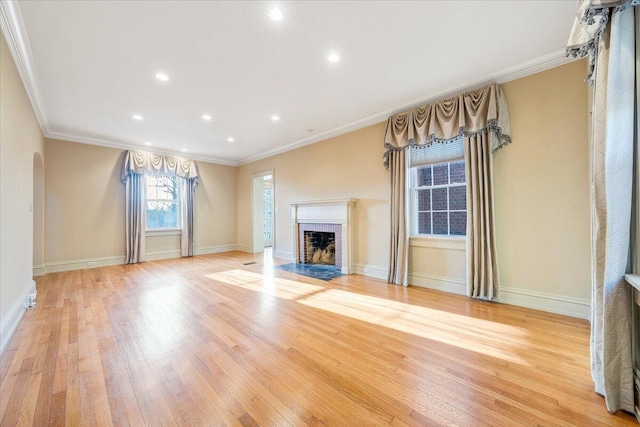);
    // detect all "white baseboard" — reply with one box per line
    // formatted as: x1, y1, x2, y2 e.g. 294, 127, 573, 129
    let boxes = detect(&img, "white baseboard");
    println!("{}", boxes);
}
42, 244, 241, 274
0, 279, 36, 354
45, 255, 126, 273
273, 250, 295, 261
409, 272, 467, 295
145, 250, 181, 261
235, 244, 253, 253
32, 264, 46, 277
353, 263, 388, 281
499, 287, 590, 320
195, 244, 237, 255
